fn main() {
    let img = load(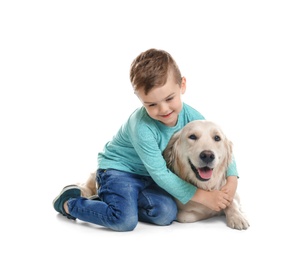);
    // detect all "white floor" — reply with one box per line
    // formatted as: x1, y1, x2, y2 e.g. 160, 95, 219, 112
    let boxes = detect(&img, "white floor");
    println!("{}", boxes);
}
1, 1, 306, 259
5, 181, 305, 259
